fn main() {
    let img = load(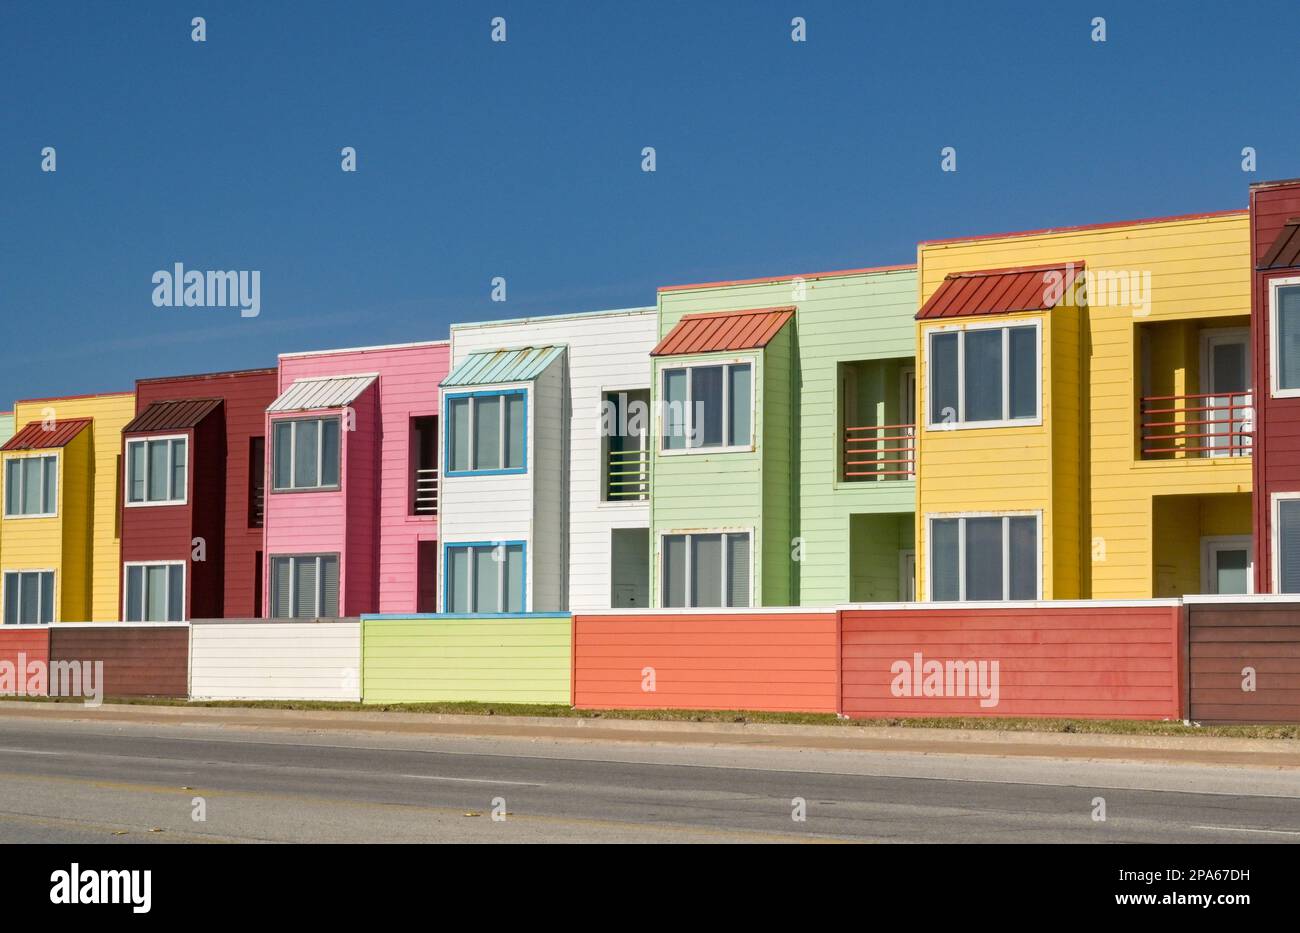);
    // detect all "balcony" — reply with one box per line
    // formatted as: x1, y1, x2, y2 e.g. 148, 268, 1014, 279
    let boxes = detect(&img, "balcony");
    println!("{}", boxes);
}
413, 467, 438, 514
1139, 392, 1253, 460
606, 448, 648, 501
843, 423, 915, 480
